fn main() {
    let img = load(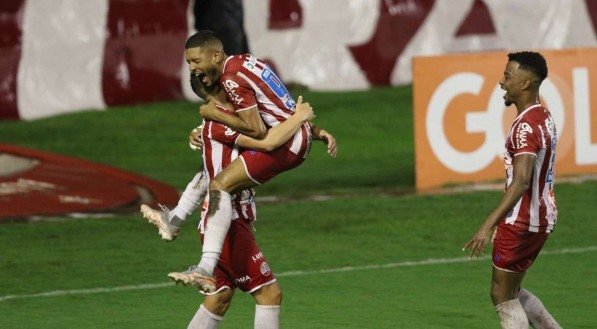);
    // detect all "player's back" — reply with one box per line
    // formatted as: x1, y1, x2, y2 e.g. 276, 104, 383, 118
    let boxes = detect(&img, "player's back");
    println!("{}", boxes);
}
221, 54, 295, 128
